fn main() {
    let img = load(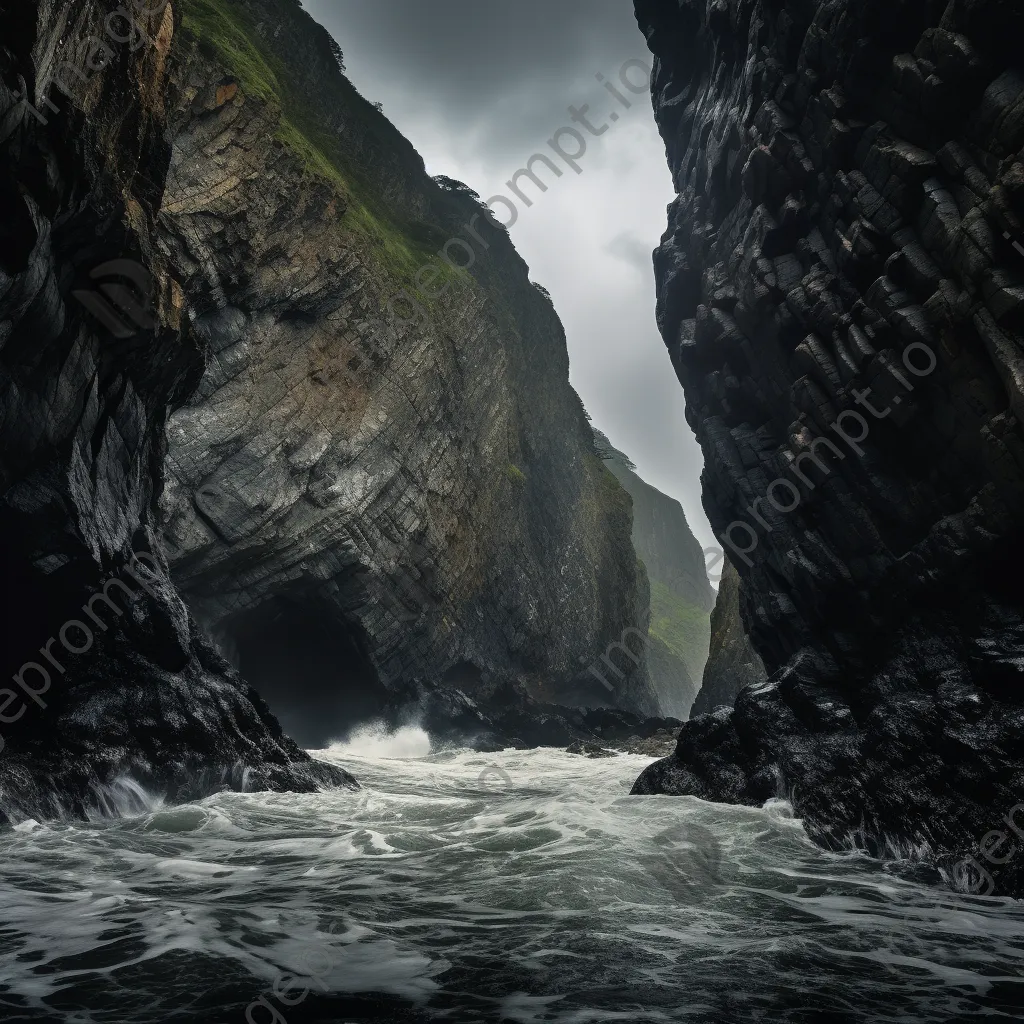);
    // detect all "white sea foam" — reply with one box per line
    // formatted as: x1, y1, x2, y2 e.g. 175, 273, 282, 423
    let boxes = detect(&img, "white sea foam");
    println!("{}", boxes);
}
326, 720, 433, 758
86, 776, 163, 820
0, 746, 1021, 1022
